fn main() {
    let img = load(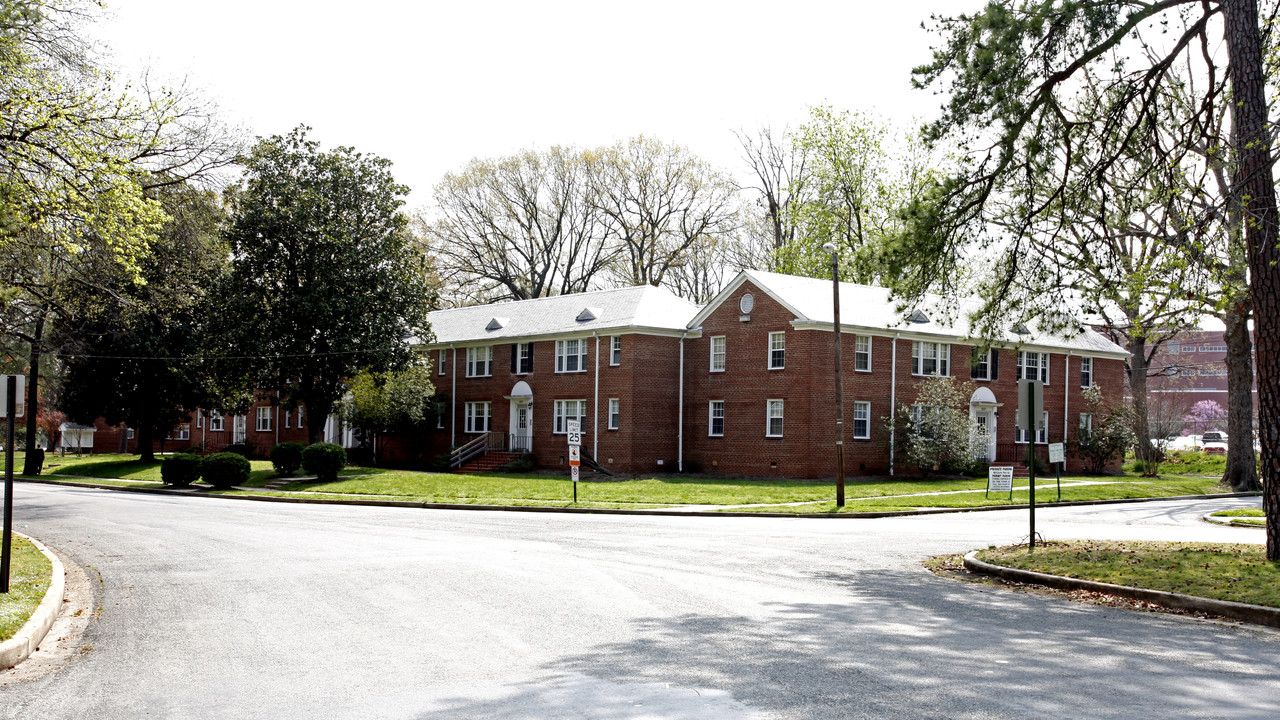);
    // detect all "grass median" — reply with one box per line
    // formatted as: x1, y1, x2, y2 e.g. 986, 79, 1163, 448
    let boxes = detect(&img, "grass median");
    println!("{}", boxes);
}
975, 540, 1280, 608
0, 535, 52, 642
26, 452, 1237, 512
